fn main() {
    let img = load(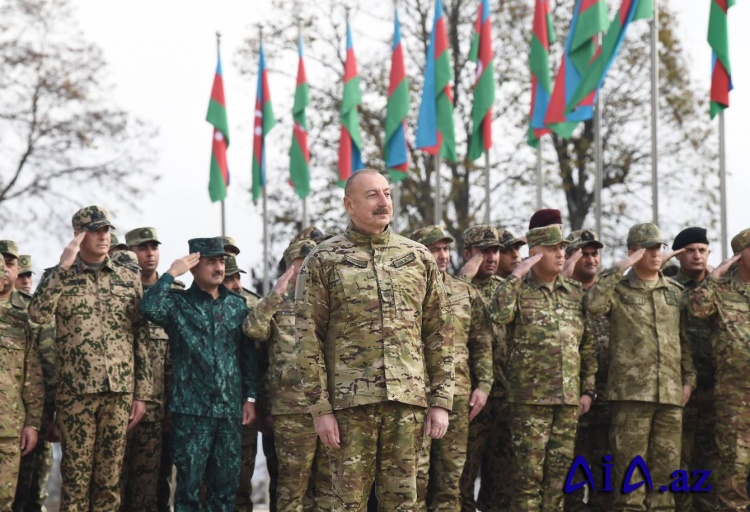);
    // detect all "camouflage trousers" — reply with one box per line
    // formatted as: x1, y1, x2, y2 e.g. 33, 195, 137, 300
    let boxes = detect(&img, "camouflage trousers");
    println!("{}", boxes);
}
235, 422, 259, 512
416, 394, 469, 512
12, 438, 53, 512
0, 436, 22, 511
120, 420, 162, 512
263, 431, 279, 512
157, 430, 173, 512
563, 401, 612, 512
172, 414, 242, 512
274, 413, 332, 511
713, 398, 750, 511
56, 392, 132, 512
327, 402, 425, 512
610, 401, 682, 512
509, 403, 578, 512
675, 389, 716, 512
